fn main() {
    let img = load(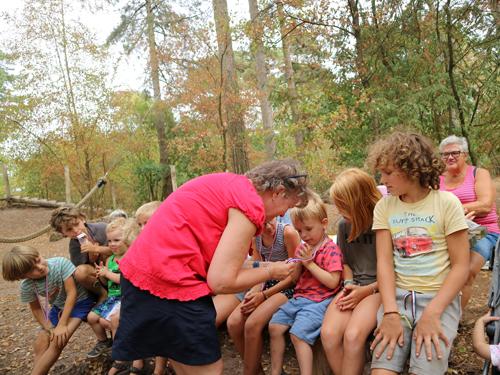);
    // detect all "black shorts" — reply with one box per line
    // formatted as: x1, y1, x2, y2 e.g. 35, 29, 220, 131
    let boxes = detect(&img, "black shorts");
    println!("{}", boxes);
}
112, 276, 221, 365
